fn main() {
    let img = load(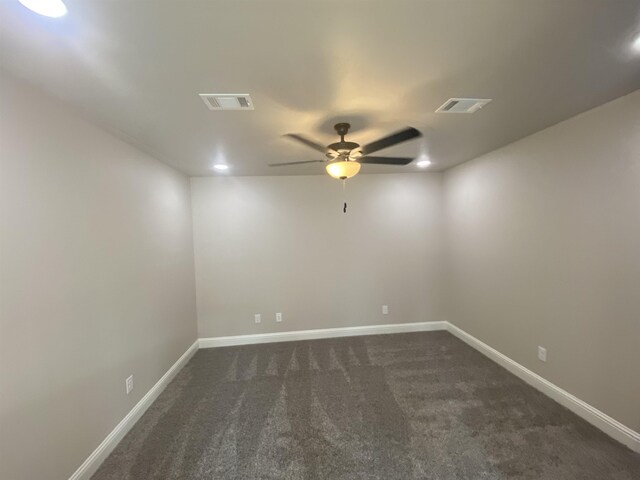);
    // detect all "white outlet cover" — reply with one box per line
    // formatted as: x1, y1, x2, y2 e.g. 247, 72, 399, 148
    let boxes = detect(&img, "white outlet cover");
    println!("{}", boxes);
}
276, 312, 282, 322
254, 314, 261, 324
382, 305, 389, 315
538, 346, 547, 362
126, 375, 134, 394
